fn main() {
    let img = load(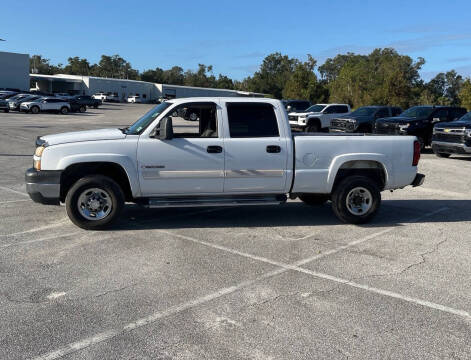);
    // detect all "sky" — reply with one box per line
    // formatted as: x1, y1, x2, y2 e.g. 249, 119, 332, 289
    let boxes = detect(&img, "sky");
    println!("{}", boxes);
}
1, 0, 471, 81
